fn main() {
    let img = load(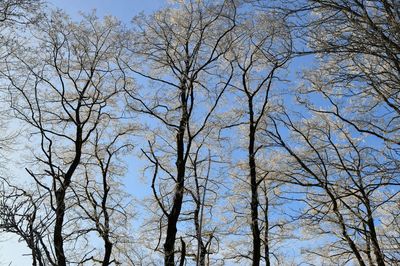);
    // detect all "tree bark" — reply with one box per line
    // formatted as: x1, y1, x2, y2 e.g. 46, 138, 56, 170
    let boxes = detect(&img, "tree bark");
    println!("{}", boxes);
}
164, 88, 187, 266
179, 237, 186, 266
264, 193, 270, 266
102, 240, 112, 266
54, 189, 67, 266
54, 125, 82, 266
248, 100, 261, 266
326, 188, 366, 266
